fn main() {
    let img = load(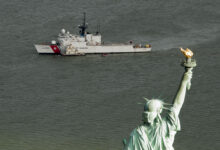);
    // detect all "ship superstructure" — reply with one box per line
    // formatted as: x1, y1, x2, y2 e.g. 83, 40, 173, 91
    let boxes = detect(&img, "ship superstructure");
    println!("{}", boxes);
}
34, 13, 151, 55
